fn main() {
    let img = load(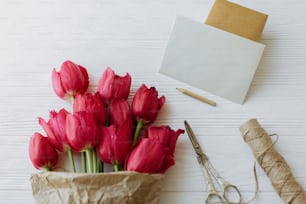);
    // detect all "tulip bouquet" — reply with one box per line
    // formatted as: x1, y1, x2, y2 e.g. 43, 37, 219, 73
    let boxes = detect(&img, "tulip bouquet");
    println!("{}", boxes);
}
29, 60, 184, 204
